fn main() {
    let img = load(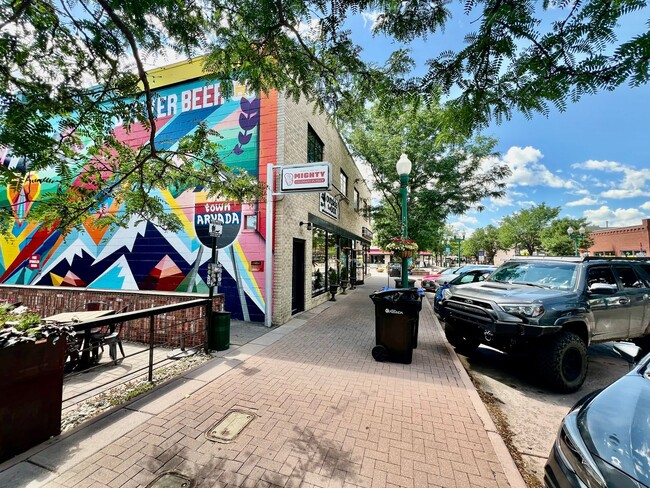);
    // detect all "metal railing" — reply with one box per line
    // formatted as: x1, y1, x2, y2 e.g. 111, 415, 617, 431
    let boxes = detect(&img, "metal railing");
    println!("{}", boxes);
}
63, 298, 210, 408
